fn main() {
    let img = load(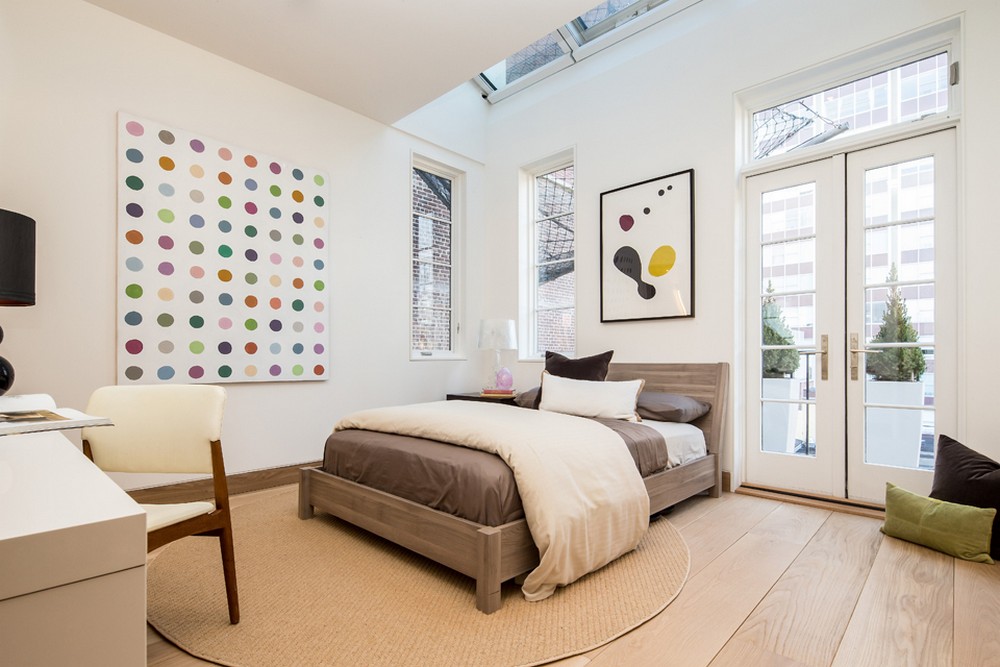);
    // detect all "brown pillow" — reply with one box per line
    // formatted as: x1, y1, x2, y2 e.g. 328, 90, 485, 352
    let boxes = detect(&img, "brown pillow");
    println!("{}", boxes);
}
636, 392, 710, 423
929, 434, 1000, 558
533, 351, 614, 408
545, 350, 613, 381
